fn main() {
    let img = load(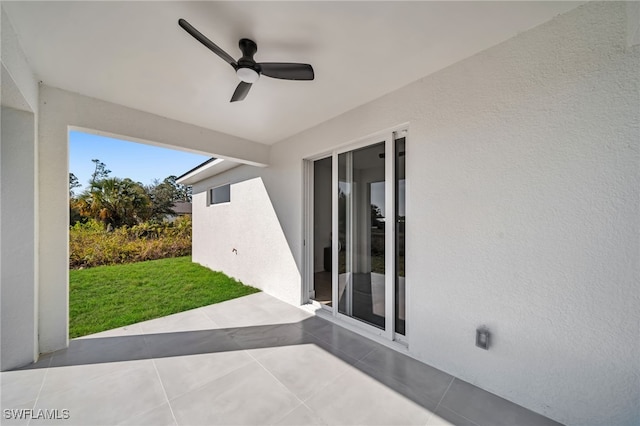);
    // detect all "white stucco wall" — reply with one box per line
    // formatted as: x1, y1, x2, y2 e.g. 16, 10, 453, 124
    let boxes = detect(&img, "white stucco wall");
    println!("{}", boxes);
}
1, 6, 40, 371
627, 1, 640, 47
190, 3, 639, 425
192, 166, 301, 306
0, 107, 38, 371
1, 8, 39, 112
